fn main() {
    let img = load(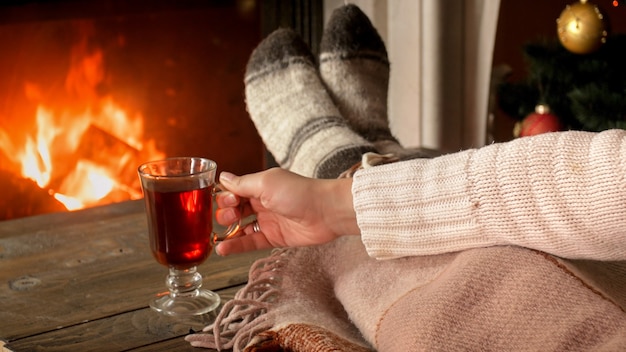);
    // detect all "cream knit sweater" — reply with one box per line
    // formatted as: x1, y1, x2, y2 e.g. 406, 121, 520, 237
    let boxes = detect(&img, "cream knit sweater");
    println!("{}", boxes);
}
352, 129, 626, 260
